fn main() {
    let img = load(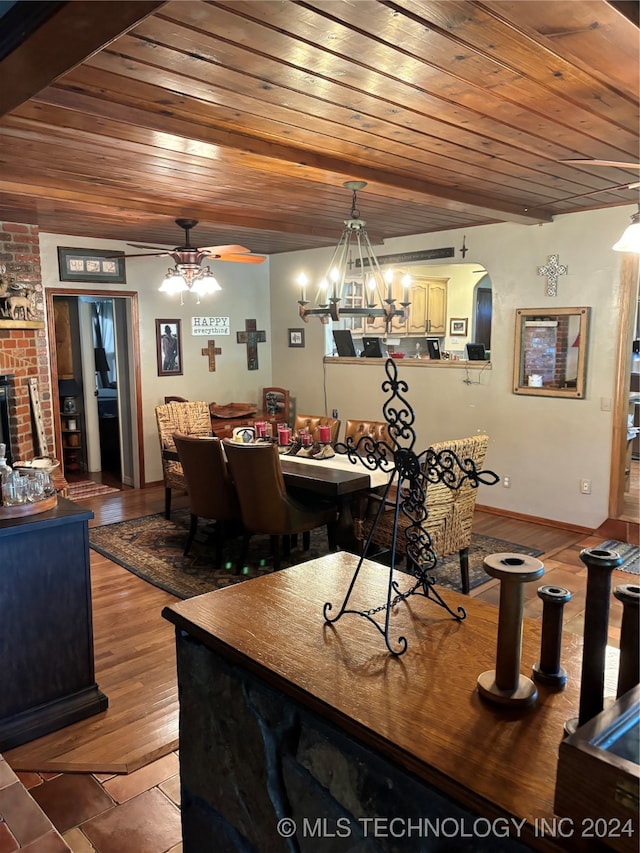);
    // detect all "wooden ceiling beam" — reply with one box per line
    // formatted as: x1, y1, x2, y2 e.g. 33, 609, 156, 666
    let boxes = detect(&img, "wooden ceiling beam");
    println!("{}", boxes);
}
0, 0, 166, 118
33, 88, 553, 225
